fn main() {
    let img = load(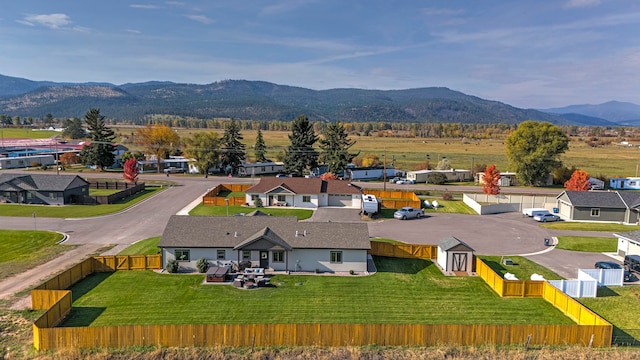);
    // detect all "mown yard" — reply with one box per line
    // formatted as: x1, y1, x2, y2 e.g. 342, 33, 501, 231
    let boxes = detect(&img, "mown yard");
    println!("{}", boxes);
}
61, 257, 573, 327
